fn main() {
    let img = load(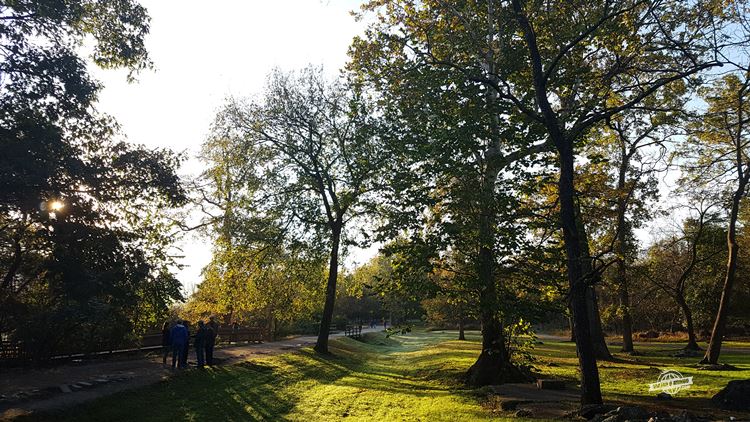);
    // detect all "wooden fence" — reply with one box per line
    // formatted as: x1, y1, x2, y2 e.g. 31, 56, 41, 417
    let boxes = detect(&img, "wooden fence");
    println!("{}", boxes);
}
0, 326, 265, 366
344, 325, 362, 339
